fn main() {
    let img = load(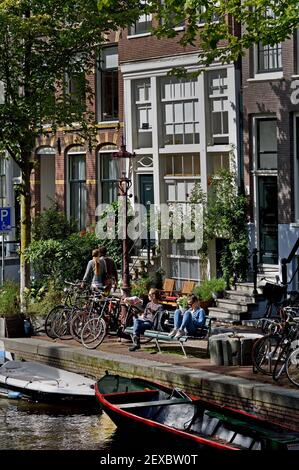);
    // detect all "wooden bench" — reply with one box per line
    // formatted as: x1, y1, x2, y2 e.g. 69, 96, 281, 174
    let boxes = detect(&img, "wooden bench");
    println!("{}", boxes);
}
124, 317, 215, 358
